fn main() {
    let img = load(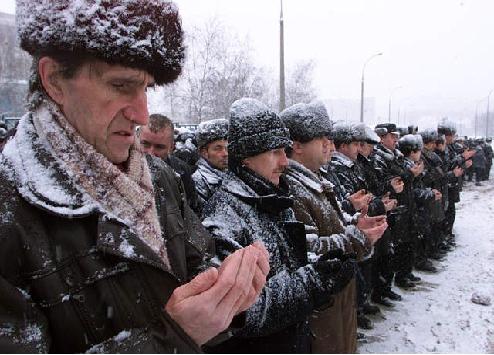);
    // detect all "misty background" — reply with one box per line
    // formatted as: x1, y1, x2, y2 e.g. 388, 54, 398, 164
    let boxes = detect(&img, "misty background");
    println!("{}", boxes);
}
1, 0, 494, 135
